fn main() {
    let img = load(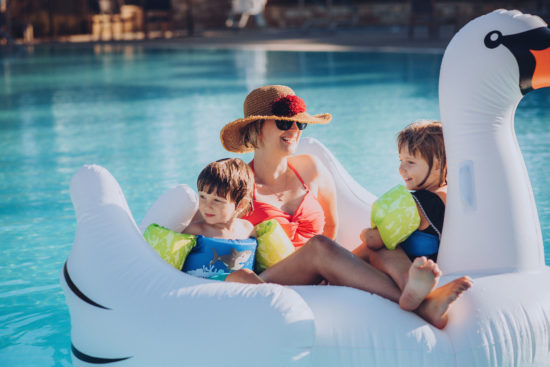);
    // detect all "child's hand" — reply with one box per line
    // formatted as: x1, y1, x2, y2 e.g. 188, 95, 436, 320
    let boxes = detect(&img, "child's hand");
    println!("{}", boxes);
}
225, 269, 264, 284
361, 228, 384, 250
